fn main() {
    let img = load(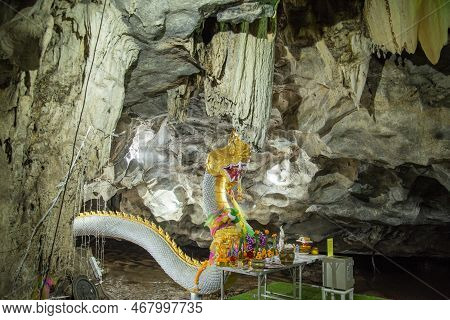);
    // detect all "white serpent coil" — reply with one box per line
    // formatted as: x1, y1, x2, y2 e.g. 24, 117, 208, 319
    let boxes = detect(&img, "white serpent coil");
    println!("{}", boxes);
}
73, 214, 222, 295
